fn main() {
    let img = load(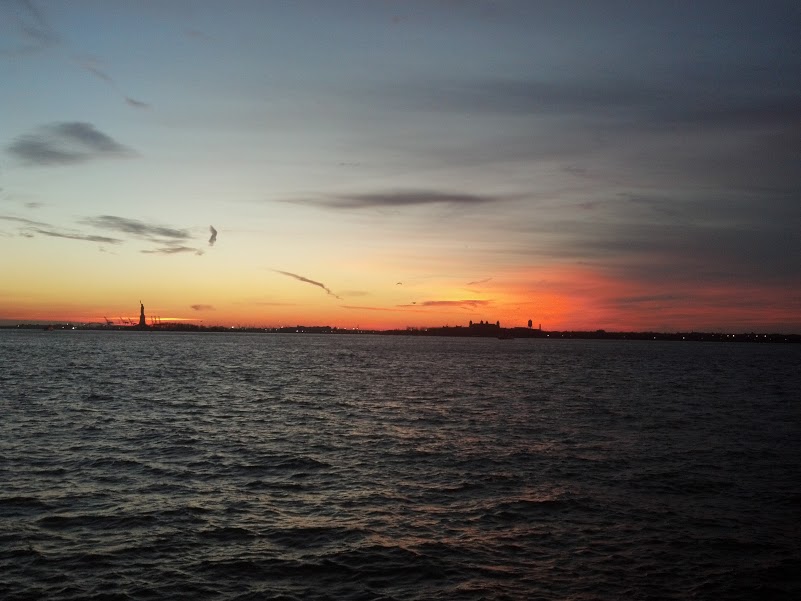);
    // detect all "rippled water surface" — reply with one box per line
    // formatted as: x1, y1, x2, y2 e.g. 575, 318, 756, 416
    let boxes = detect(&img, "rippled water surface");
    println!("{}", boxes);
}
1, 330, 800, 600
